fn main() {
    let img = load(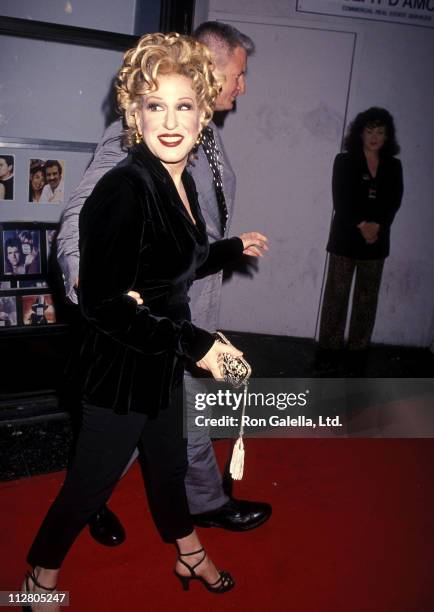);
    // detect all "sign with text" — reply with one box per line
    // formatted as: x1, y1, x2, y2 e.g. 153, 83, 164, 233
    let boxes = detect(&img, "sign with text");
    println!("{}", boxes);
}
297, 0, 434, 28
